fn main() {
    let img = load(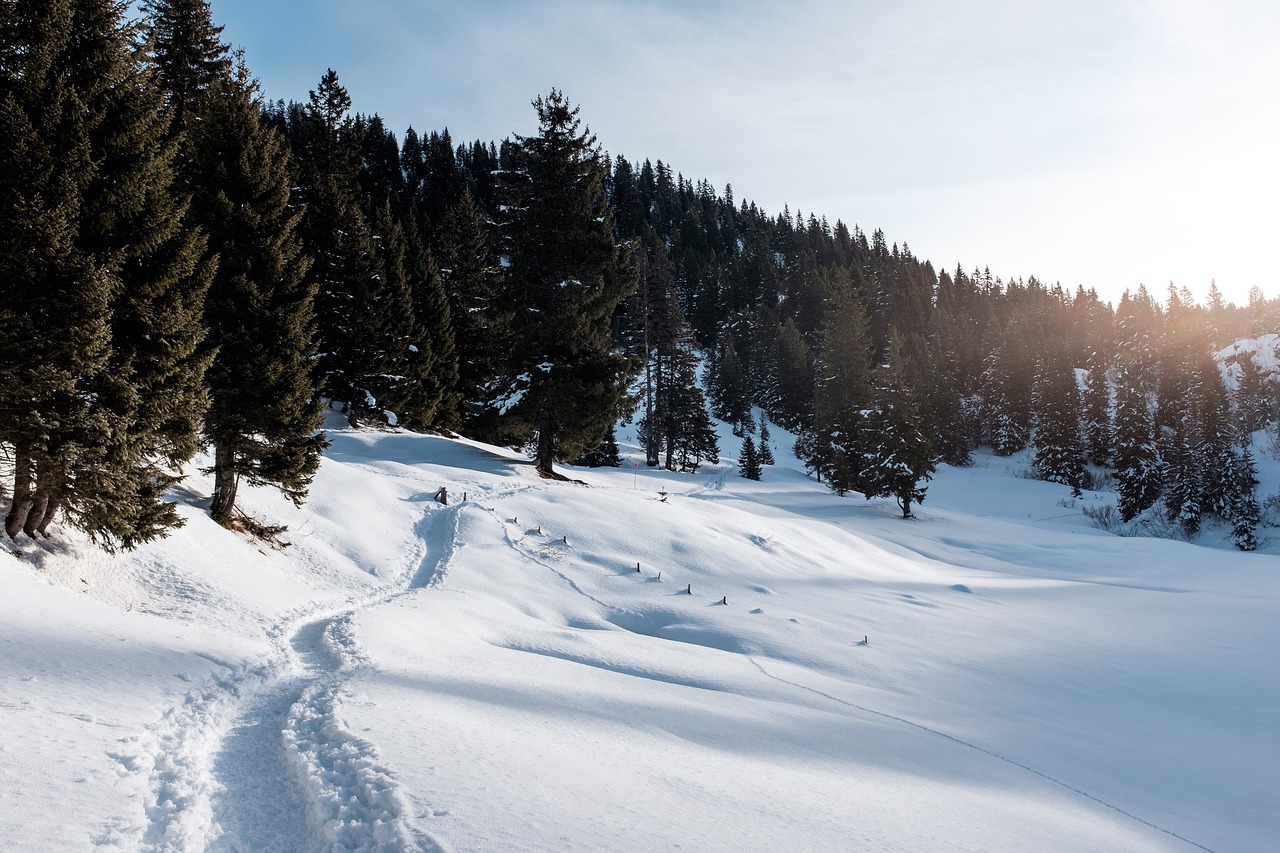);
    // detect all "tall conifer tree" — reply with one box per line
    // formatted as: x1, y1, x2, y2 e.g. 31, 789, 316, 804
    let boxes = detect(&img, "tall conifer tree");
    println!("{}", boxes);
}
495, 90, 639, 476
145, 0, 327, 527
189, 63, 326, 525
2, 0, 211, 548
